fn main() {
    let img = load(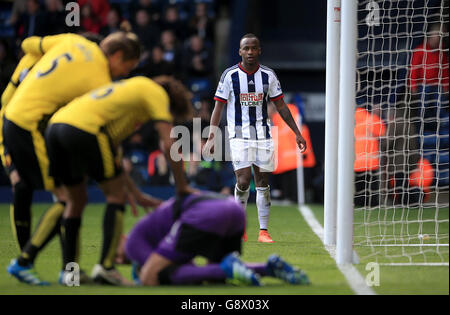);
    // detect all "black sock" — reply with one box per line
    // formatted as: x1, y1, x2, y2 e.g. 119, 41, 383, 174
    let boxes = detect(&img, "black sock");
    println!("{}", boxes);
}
61, 217, 81, 267
18, 202, 65, 266
11, 180, 33, 251
99, 203, 125, 270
